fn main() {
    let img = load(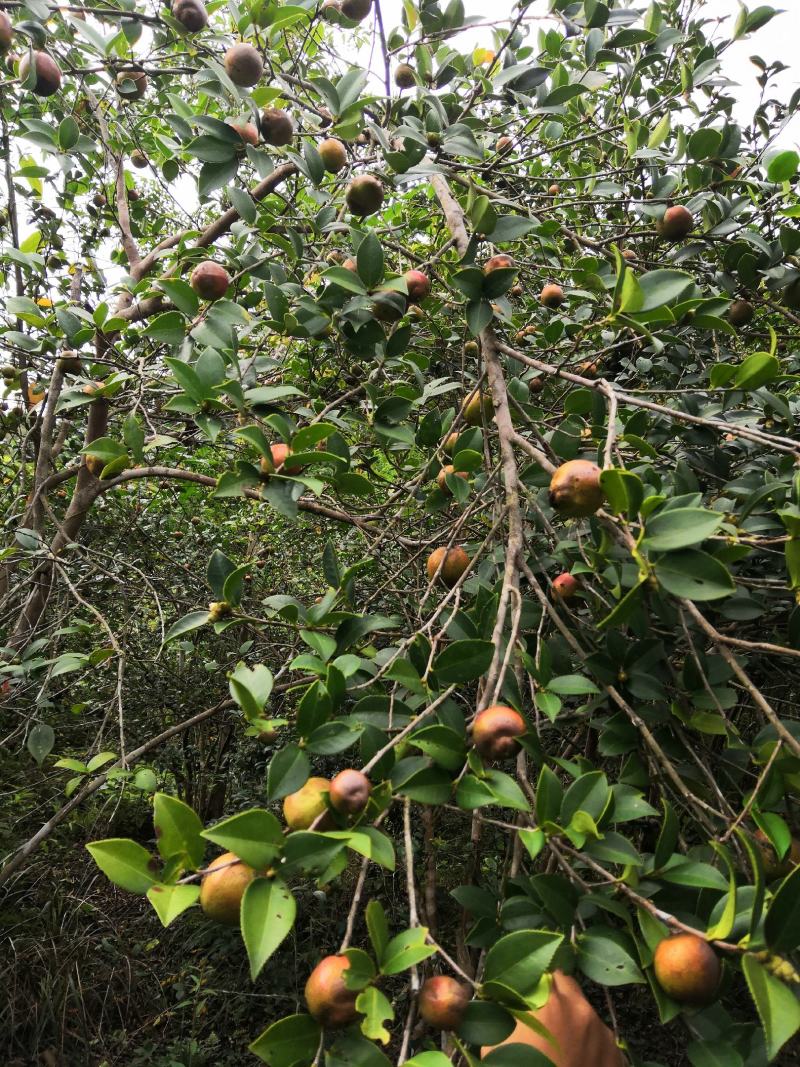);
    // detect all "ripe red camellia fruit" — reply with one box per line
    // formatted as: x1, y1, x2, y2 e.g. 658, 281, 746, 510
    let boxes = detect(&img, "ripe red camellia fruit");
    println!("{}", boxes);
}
305, 955, 359, 1027
260, 442, 303, 476
653, 934, 721, 1007
549, 459, 604, 519
426, 546, 470, 588
404, 269, 430, 303
657, 205, 694, 242
224, 43, 263, 87
319, 137, 347, 173
483, 253, 514, 273
190, 260, 230, 301
417, 976, 471, 1030
552, 572, 579, 600
540, 283, 564, 309
228, 118, 259, 146
346, 175, 384, 217
329, 769, 371, 815
19, 51, 62, 96
0, 12, 13, 53
472, 705, 526, 760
